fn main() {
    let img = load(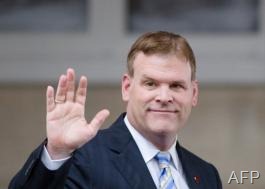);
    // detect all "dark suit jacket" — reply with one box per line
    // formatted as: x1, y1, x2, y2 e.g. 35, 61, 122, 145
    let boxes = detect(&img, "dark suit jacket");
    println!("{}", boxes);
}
9, 113, 222, 189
